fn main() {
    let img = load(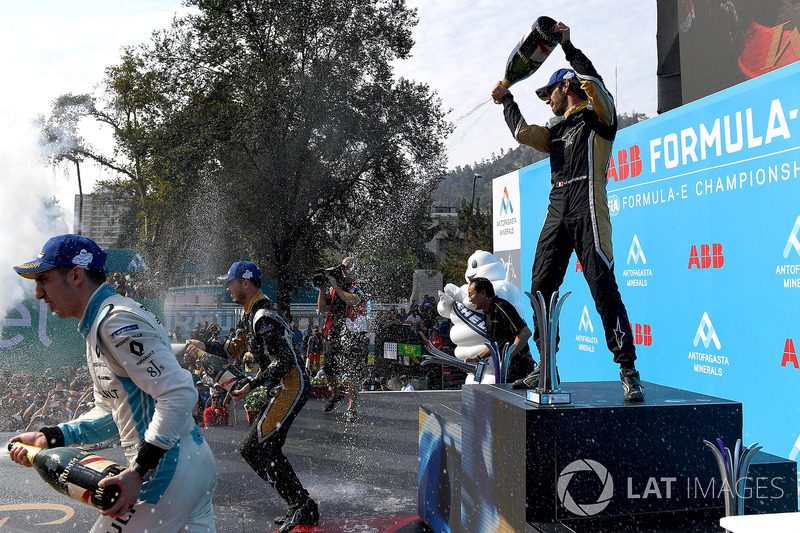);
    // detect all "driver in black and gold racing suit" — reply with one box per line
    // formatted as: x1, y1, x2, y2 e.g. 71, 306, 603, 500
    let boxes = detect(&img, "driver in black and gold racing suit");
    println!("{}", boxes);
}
491, 21, 644, 402
187, 260, 318, 532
